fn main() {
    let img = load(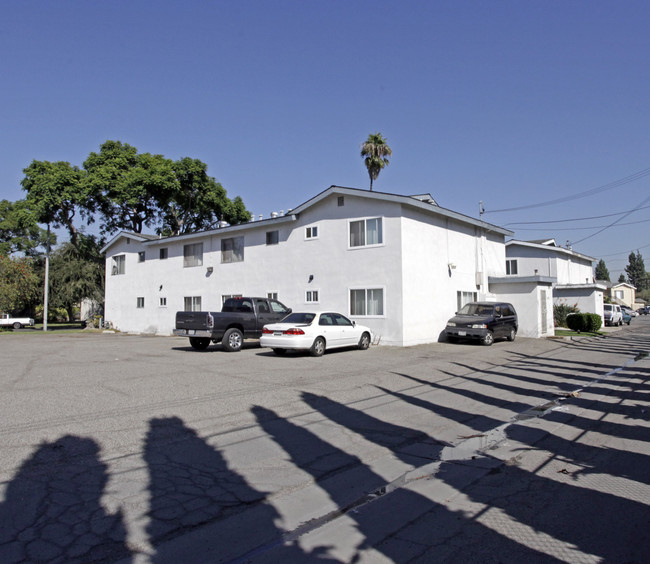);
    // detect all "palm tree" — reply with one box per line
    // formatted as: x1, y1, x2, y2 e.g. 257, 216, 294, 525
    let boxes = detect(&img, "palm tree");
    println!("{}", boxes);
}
361, 133, 392, 191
